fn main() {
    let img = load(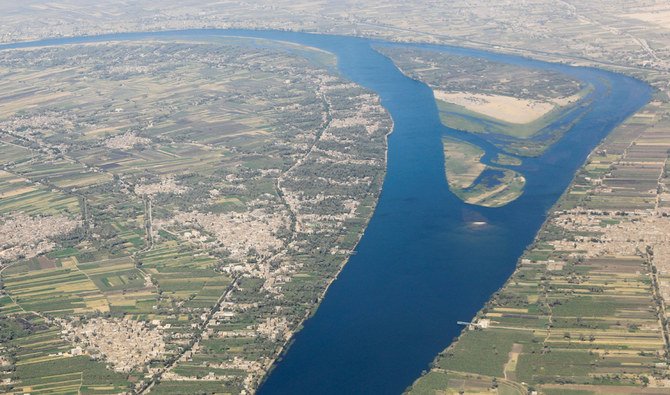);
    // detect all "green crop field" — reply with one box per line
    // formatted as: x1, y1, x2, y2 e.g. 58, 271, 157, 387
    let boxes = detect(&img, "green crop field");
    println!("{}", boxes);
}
0, 35, 391, 393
